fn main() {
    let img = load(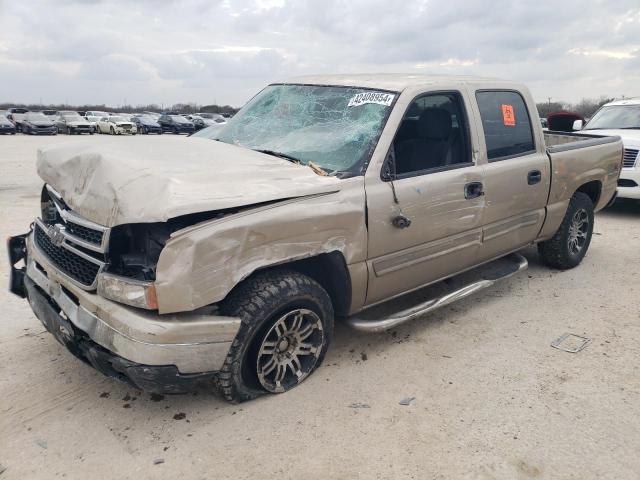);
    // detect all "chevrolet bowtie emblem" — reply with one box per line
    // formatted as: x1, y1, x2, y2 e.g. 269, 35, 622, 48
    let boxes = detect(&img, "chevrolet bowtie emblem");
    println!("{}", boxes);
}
47, 224, 66, 247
